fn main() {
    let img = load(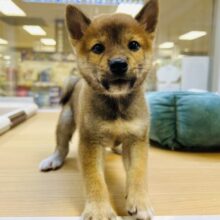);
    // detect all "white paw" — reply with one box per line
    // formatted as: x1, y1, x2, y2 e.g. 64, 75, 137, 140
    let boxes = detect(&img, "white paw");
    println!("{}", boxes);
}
39, 153, 64, 171
126, 195, 154, 220
82, 202, 117, 220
